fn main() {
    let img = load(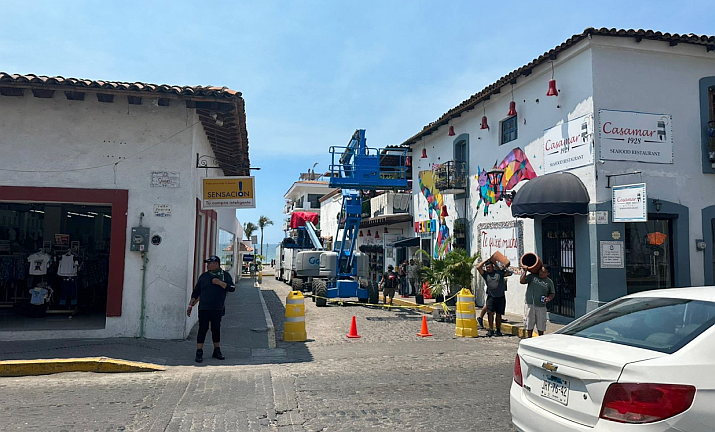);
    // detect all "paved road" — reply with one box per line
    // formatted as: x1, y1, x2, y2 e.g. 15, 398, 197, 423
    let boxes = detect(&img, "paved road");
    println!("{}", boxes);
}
0, 277, 519, 431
